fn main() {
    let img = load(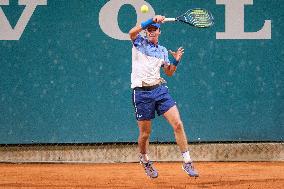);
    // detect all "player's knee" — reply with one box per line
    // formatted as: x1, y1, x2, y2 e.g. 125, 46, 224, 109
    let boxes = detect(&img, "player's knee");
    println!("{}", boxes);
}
140, 130, 151, 139
173, 120, 183, 132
